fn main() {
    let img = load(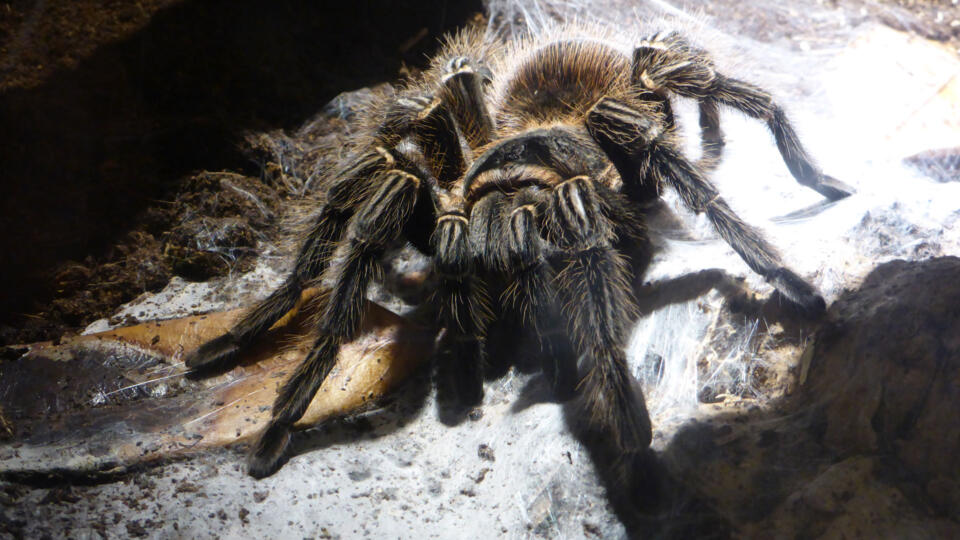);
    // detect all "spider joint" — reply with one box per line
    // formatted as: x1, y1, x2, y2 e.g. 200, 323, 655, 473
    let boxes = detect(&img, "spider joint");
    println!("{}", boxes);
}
374, 146, 396, 168
438, 212, 469, 223
697, 194, 722, 214
509, 204, 538, 218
